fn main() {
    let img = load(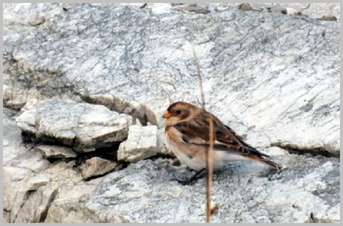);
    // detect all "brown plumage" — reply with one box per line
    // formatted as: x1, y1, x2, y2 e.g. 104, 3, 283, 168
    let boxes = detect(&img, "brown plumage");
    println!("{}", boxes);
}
162, 101, 281, 171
